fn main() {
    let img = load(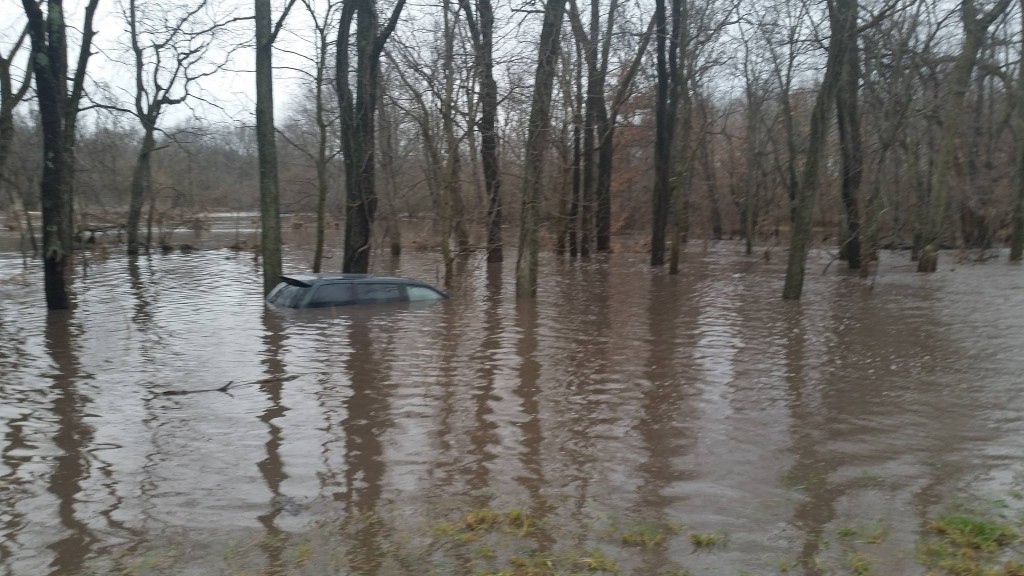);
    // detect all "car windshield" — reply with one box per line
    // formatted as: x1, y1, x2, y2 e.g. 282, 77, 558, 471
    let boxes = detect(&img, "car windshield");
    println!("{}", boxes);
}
269, 284, 307, 308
